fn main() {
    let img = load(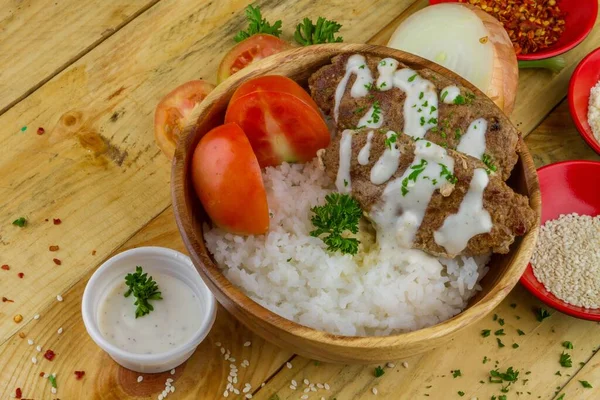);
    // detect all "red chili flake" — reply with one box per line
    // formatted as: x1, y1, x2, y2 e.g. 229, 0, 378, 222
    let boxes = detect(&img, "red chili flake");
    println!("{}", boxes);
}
45, 218, 49, 222
49, 245, 59, 252
53, 258, 62, 266
2, 296, 14, 303
18, 272, 24, 278
74, 370, 85, 380
39, 371, 45, 377
15, 387, 22, 399
37, 127, 45, 135
1, 264, 9, 270
43, 349, 56, 361
91, 250, 97, 256
53, 218, 62, 225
